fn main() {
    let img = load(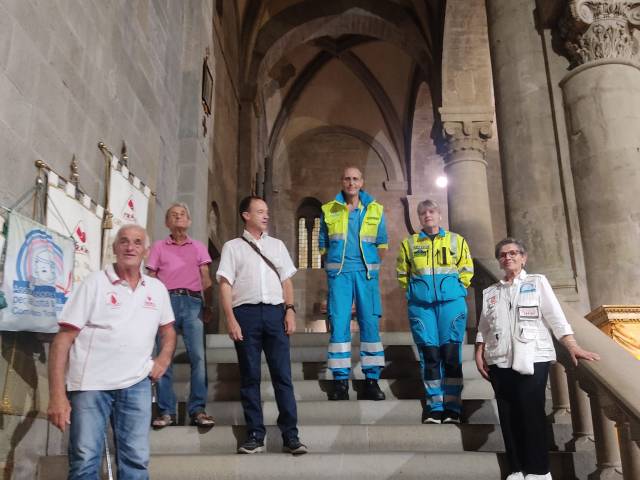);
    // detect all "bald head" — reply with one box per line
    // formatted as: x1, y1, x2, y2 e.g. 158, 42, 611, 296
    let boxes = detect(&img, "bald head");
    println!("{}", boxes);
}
341, 167, 364, 201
